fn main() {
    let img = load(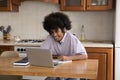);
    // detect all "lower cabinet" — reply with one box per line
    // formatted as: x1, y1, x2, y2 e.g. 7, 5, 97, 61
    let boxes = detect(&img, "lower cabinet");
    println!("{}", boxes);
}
0, 46, 14, 55
85, 47, 113, 80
